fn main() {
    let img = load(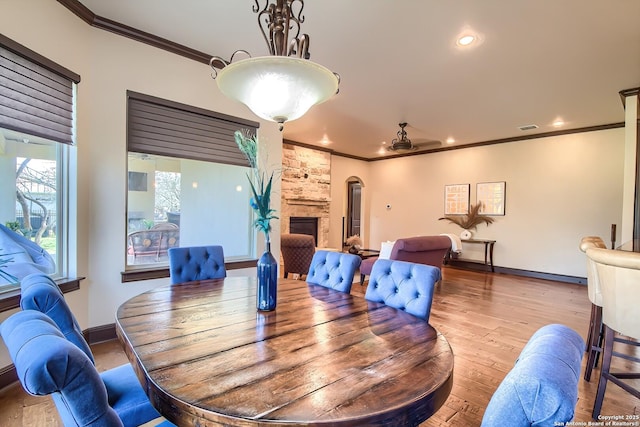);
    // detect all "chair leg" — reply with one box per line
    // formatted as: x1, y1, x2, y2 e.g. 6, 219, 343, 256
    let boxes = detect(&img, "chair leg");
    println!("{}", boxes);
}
360, 273, 365, 285
595, 320, 604, 367
592, 324, 614, 419
284, 272, 289, 279
585, 303, 595, 353
584, 304, 602, 382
